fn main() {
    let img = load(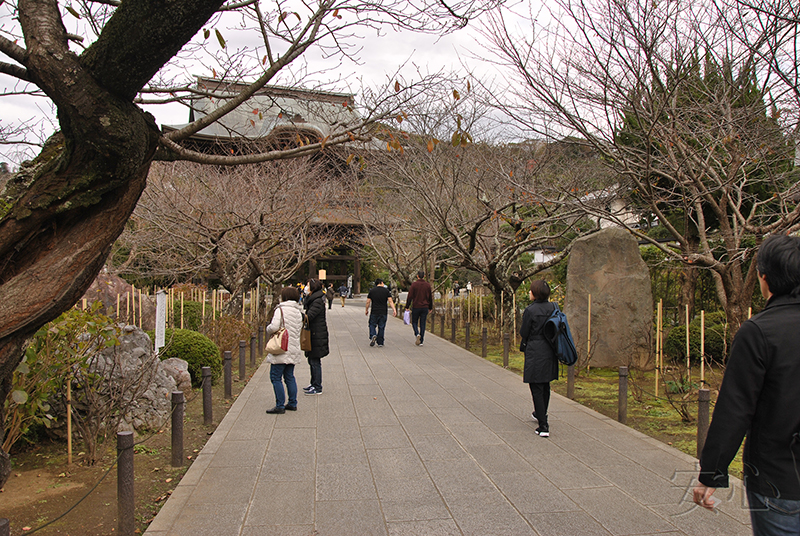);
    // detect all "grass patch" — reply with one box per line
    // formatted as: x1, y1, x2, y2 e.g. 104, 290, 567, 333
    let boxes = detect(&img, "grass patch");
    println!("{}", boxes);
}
445, 324, 745, 479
